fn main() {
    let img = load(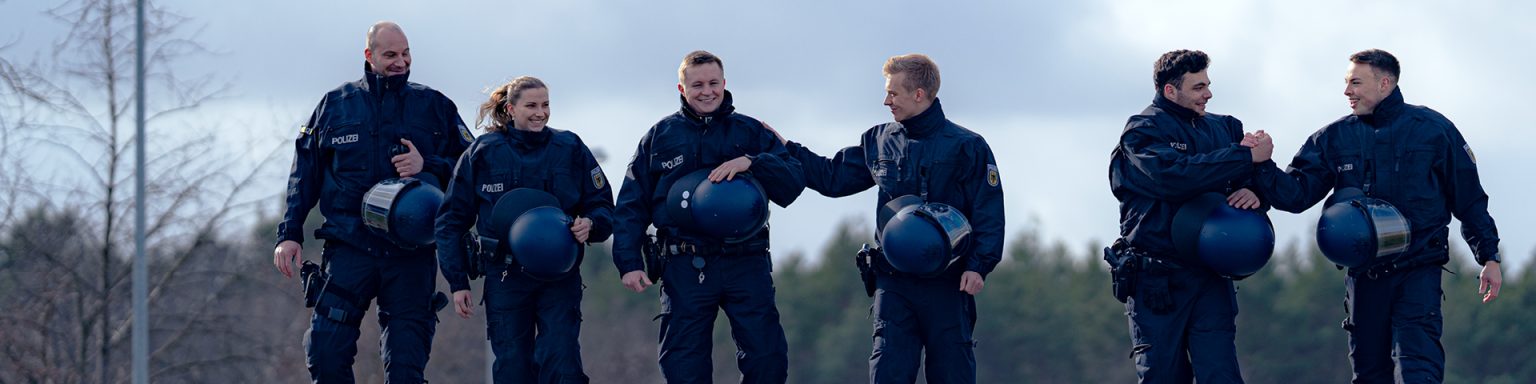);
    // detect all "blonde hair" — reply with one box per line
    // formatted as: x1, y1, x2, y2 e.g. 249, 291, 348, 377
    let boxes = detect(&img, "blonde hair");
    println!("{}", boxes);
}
883, 54, 941, 100
677, 50, 724, 81
477, 76, 547, 133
